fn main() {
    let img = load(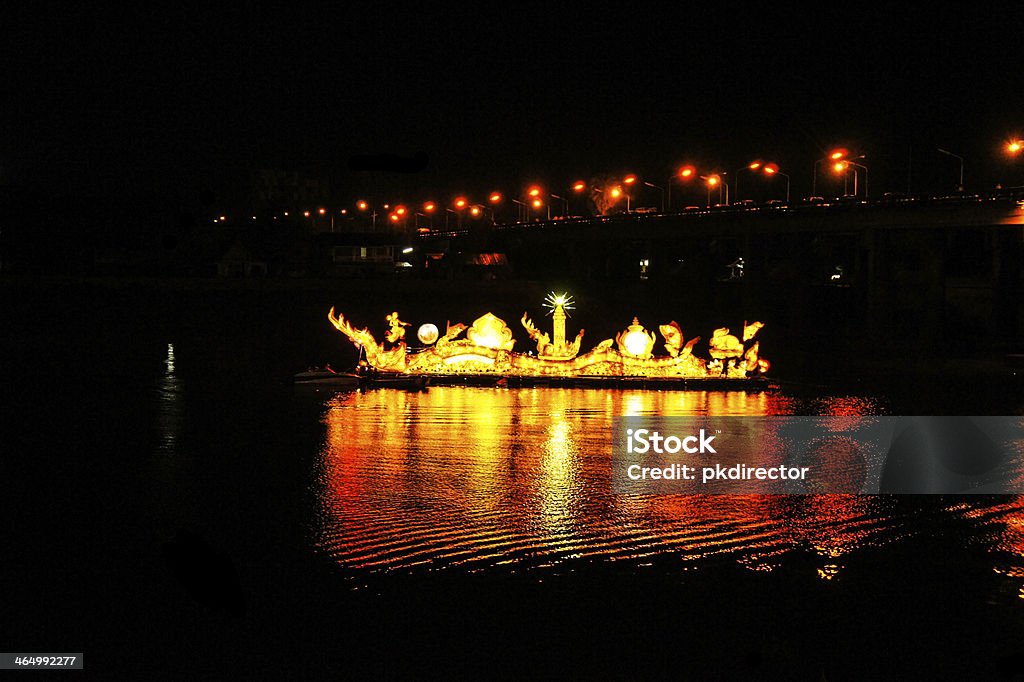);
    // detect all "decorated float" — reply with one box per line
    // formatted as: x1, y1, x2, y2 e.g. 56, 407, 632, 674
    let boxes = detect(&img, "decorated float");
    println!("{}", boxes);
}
327, 293, 771, 388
